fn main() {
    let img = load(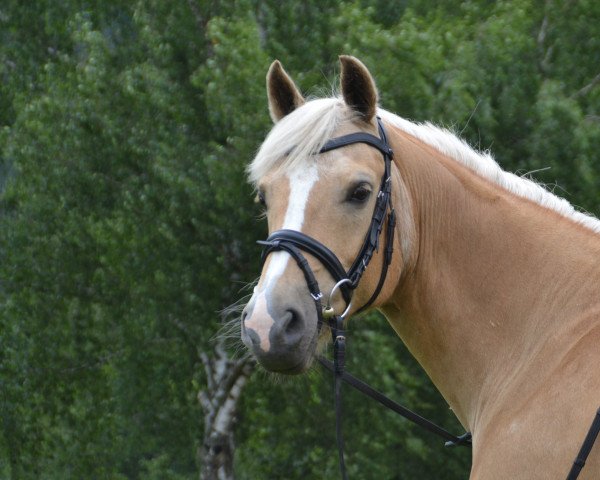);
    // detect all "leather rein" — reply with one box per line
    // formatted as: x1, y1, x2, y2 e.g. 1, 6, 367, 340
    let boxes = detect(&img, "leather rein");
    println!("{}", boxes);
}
256, 117, 599, 479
